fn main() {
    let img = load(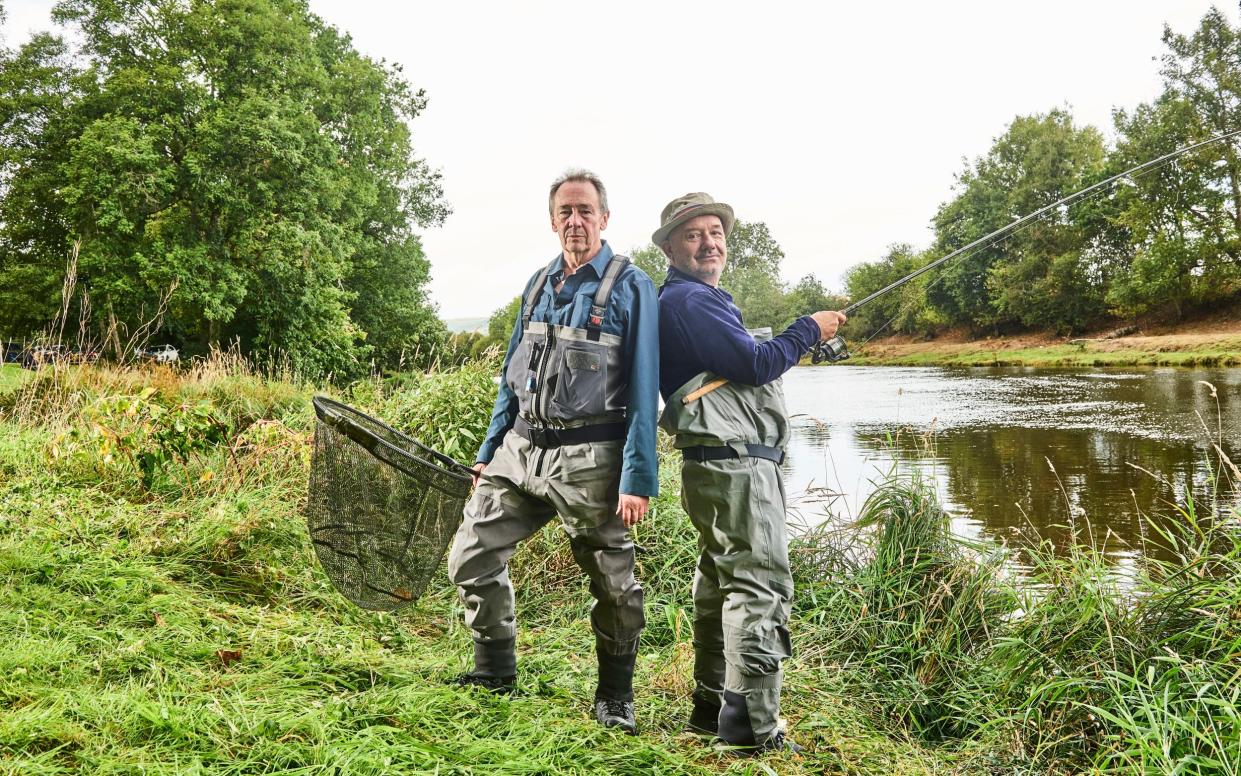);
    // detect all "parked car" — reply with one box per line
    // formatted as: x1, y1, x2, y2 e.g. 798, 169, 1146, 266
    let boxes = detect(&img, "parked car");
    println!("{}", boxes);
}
135, 344, 179, 364
2, 342, 24, 364
65, 349, 100, 365
22, 345, 64, 369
